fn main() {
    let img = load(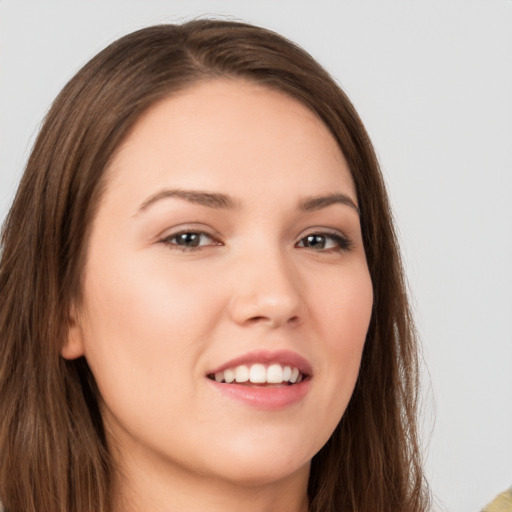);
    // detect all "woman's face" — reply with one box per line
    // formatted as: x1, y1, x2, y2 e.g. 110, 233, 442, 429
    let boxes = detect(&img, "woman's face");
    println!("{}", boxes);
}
64, 79, 373, 489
